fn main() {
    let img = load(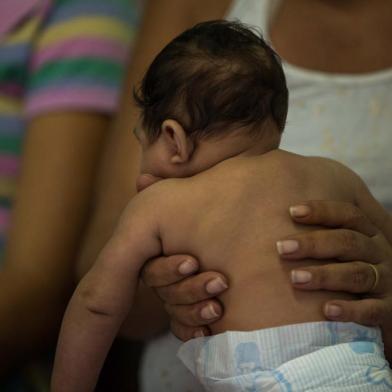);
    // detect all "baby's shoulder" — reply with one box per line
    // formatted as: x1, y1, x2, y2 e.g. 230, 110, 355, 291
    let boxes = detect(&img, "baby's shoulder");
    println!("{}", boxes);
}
238, 150, 362, 200
136, 177, 189, 206
136, 176, 205, 219
305, 155, 361, 183
278, 152, 362, 199
262, 150, 356, 178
